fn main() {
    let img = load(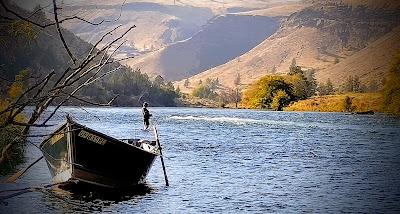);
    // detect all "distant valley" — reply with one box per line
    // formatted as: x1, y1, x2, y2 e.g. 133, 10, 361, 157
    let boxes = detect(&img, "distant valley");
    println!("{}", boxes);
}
61, 1, 214, 58
56, 0, 400, 93
124, 14, 281, 81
